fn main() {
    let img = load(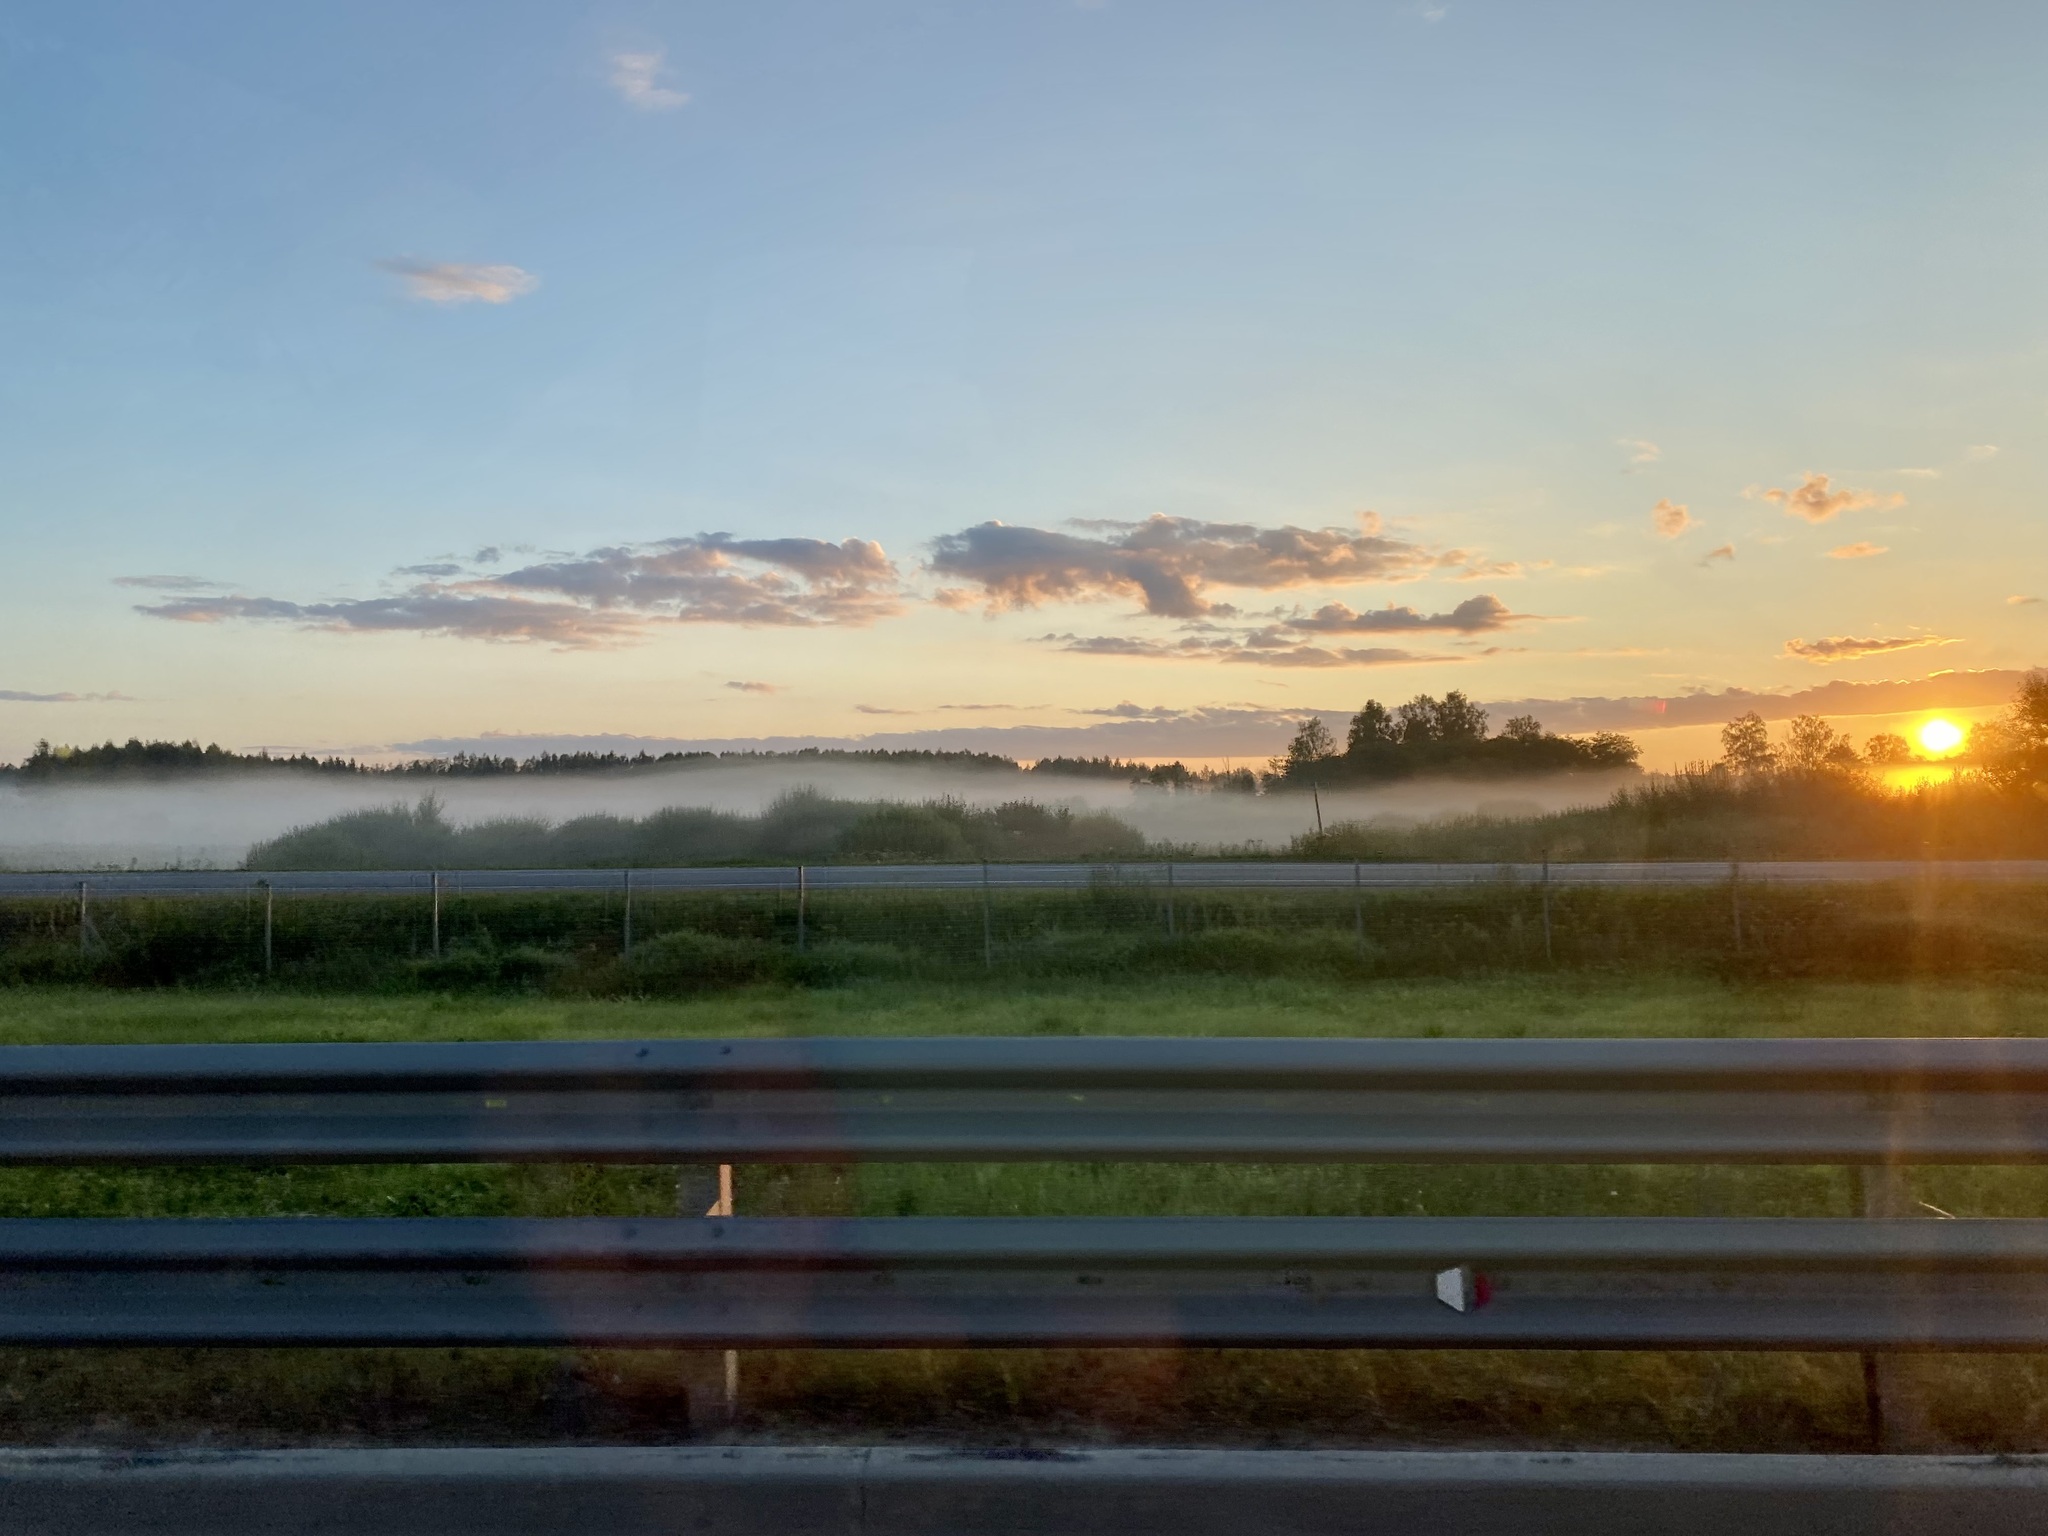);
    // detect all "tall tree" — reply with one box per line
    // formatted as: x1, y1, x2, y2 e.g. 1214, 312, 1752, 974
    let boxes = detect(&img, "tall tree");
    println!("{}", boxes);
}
1720, 712, 1776, 775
